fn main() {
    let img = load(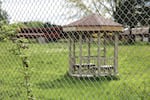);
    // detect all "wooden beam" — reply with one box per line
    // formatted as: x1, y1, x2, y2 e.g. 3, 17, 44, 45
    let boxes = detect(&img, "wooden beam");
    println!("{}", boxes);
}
79, 33, 82, 75
88, 33, 91, 64
114, 32, 118, 74
63, 26, 123, 32
104, 32, 106, 65
73, 37, 76, 64
69, 36, 73, 74
63, 27, 77, 32
97, 32, 101, 75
